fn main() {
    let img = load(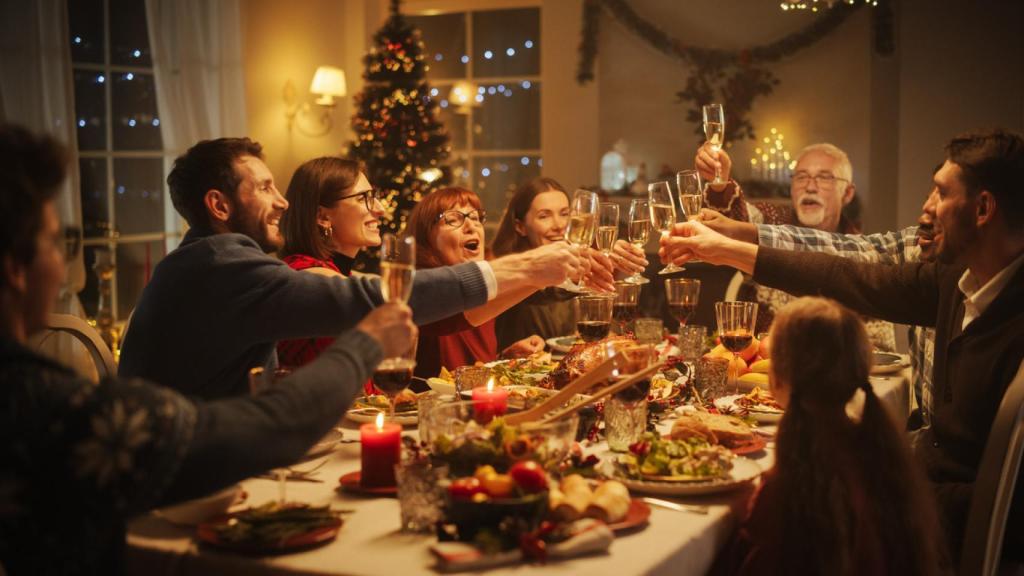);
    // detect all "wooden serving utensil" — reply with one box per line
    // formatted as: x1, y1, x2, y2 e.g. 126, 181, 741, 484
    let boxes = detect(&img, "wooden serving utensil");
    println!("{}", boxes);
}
538, 362, 663, 425
503, 354, 620, 425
